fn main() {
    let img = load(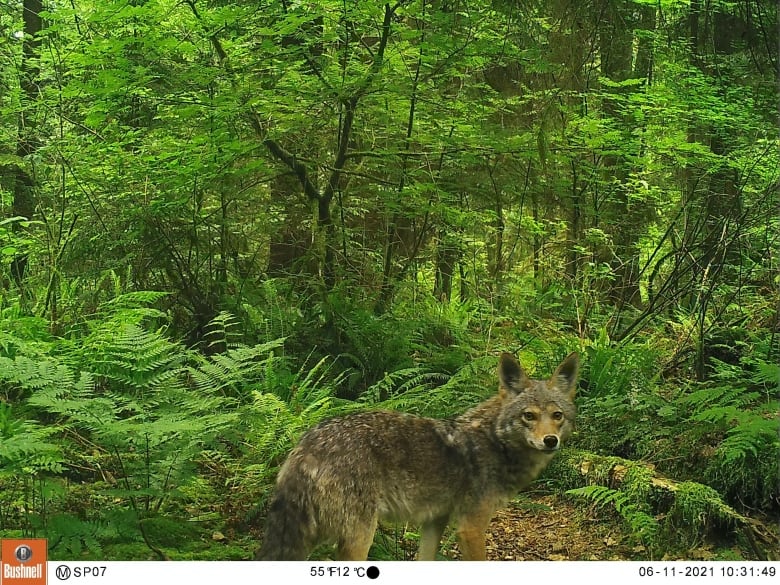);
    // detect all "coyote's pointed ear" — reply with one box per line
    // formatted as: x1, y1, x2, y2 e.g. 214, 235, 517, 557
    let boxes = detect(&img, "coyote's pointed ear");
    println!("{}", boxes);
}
498, 352, 530, 395
552, 352, 579, 400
